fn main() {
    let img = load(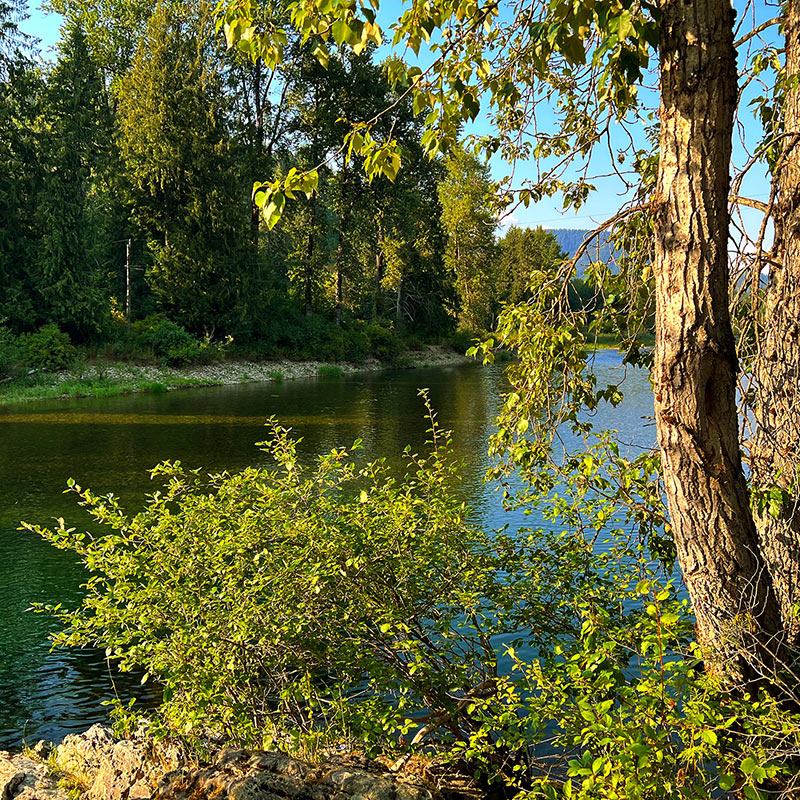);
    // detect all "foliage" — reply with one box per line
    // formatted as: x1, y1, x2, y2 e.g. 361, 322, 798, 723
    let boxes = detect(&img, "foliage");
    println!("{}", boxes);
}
130, 315, 222, 366
34, 20, 111, 338
18, 324, 76, 371
28, 405, 588, 758
438, 147, 497, 330
317, 363, 343, 378
363, 321, 402, 364
0, 325, 20, 377
497, 227, 566, 306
